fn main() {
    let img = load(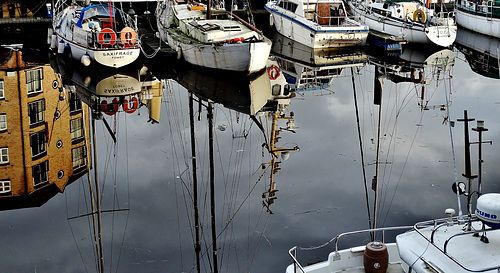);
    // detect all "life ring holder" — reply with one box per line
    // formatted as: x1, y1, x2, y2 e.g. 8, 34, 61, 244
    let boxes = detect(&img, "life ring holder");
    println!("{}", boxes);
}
120, 27, 137, 44
268, 65, 281, 80
98, 28, 117, 45
123, 97, 139, 113
101, 99, 119, 115
413, 9, 426, 23
411, 69, 424, 83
